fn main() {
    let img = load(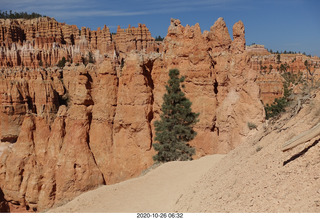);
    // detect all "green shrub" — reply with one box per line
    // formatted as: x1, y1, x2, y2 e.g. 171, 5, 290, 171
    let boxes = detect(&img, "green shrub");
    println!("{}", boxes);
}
247, 122, 257, 130
265, 97, 288, 119
57, 57, 66, 68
